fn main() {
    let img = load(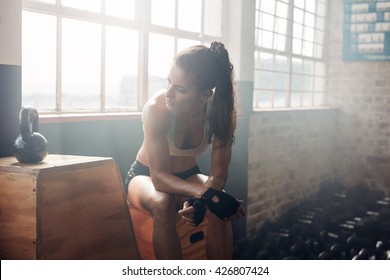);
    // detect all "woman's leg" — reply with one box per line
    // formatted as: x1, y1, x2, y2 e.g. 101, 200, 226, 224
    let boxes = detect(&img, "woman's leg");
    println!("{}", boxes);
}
127, 176, 182, 259
205, 211, 233, 259
185, 174, 234, 259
